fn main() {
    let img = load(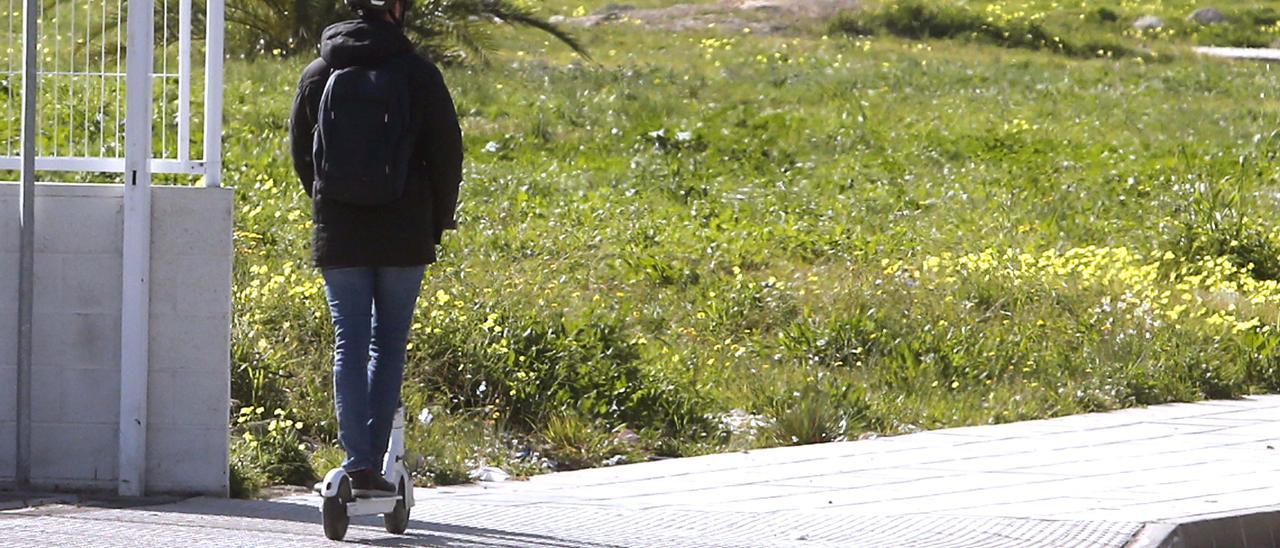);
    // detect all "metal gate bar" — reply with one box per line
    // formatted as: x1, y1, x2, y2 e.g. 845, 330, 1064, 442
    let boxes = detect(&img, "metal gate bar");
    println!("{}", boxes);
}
0, 0, 224, 187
